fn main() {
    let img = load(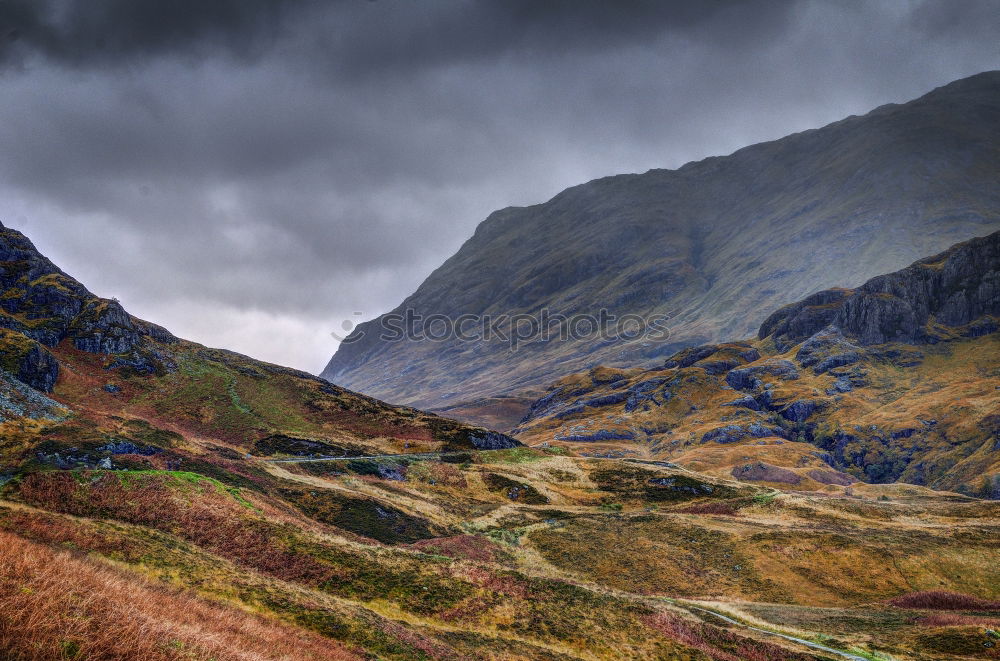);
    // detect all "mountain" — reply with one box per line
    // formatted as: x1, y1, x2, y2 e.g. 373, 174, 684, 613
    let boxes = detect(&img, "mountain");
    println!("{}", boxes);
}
324, 71, 1000, 415
515, 230, 1000, 497
0, 220, 520, 467
3, 225, 1000, 660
